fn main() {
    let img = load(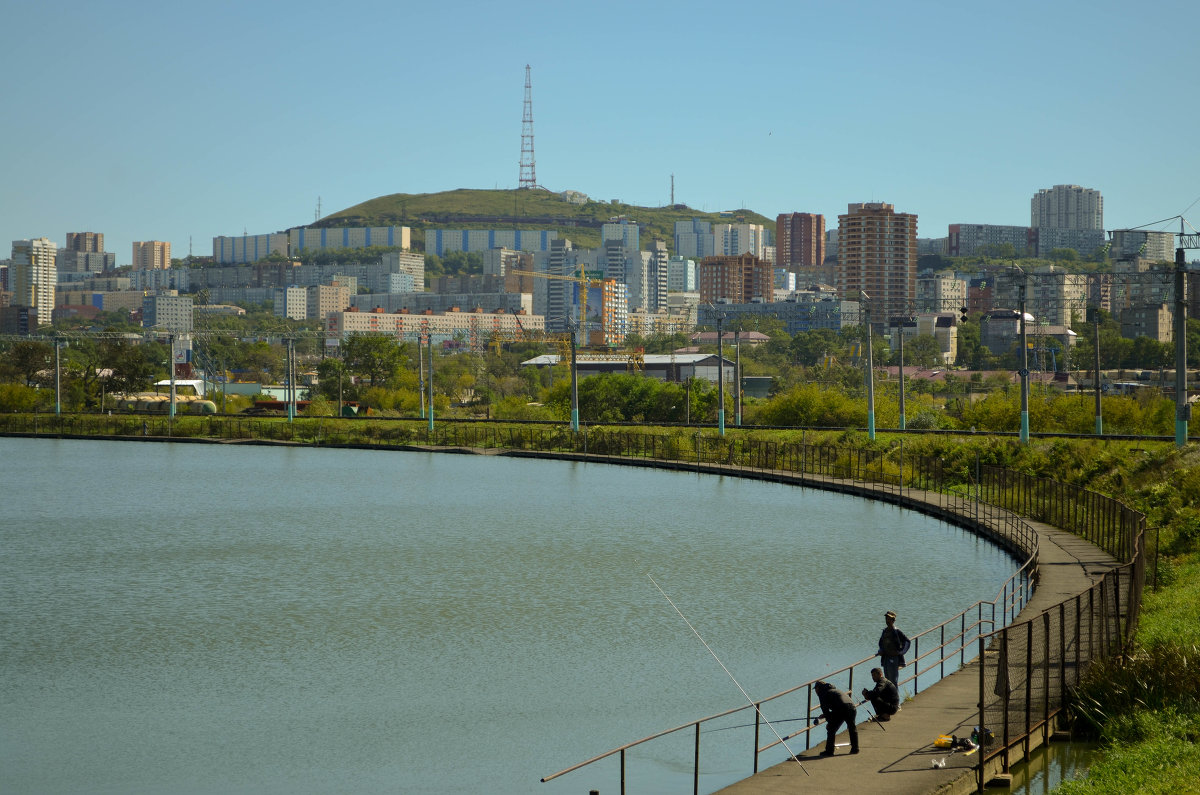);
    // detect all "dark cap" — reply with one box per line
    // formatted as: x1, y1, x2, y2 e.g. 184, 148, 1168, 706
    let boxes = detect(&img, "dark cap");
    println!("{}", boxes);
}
885, 610, 897, 619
